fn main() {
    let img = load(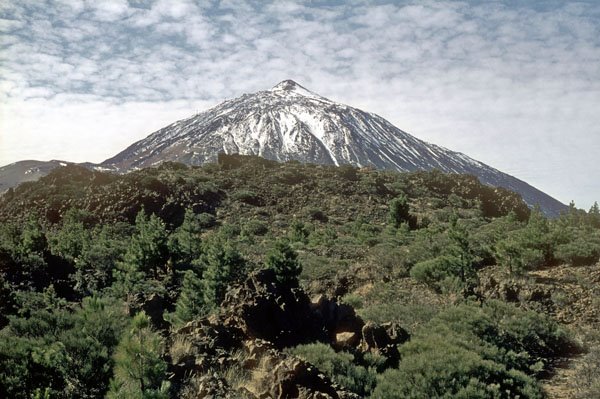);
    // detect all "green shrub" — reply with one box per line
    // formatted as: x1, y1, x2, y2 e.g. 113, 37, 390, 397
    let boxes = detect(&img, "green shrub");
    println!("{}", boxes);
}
410, 255, 463, 292
425, 301, 573, 373
554, 228, 600, 266
266, 240, 302, 286
231, 190, 263, 206
241, 219, 269, 237
388, 195, 410, 228
359, 303, 439, 333
341, 293, 363, 309
304, 207, 328, 222
372, 334, 542, 399
290, 343, 377, 396
197, 213, 217, 228
308, 226, 337, 247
